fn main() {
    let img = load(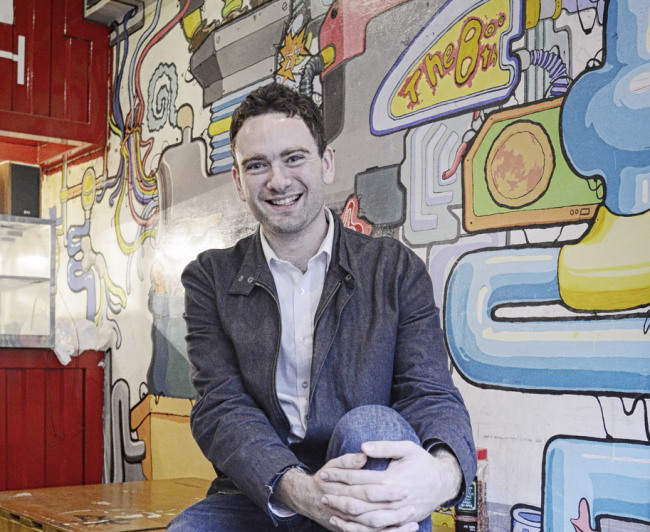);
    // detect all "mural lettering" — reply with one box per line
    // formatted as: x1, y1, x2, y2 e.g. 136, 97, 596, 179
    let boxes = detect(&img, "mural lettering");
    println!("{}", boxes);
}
398, 12, 506, 110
